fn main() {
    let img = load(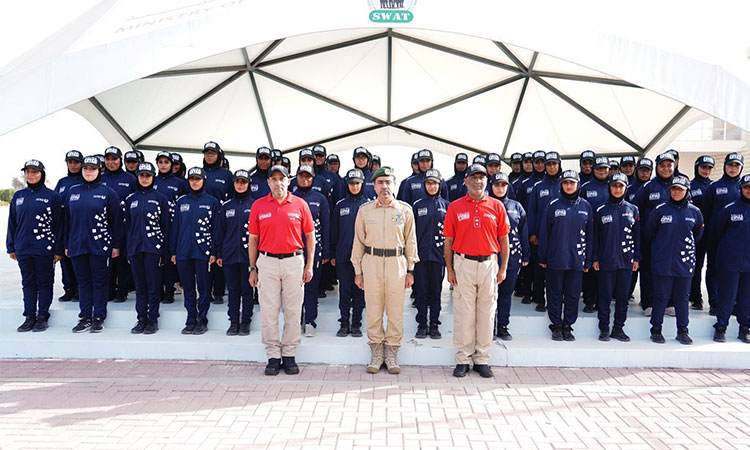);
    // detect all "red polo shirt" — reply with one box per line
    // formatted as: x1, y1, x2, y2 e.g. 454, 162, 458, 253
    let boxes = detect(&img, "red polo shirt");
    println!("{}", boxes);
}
248, 192, 314, 254
443, 194, 510, 256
